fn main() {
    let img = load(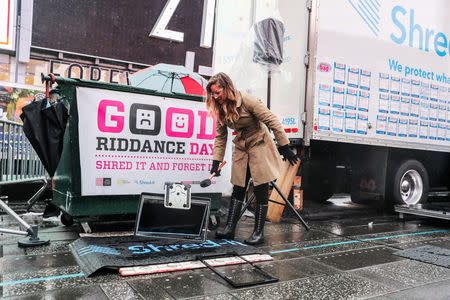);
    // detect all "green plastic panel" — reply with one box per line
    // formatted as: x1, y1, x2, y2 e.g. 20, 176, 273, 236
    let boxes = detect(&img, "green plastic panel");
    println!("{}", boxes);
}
49, 77, 222, 220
